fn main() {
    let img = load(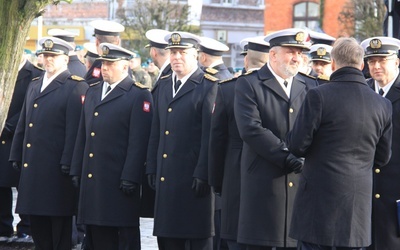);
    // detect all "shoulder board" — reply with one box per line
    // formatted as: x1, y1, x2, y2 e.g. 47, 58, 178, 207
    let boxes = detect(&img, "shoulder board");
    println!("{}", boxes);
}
298, 71, 316, 79
317, 75, 330, 81
33, 64, 44, 71
204, 73, 219, 82
205, 67, 219, 75
219, 77, 237, 84
244, 70, 256, 75
134, 82, 150, 89
31, 76, 41, 81
160, 74, 171, 80
70, 75, 85, 81
89, 81, 101, 87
